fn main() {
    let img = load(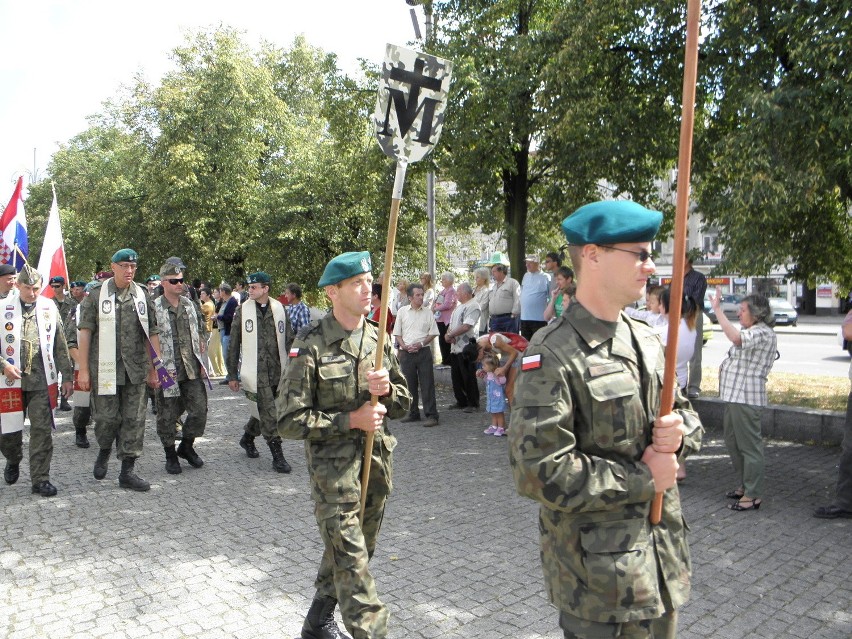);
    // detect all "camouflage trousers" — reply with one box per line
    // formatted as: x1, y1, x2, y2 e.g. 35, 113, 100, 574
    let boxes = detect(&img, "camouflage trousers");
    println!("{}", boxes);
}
312, 439, 392, 639
244, 383, 280, 441
0, 391, 56, 485
156, 378, 208, 447
72, 405, 91, 430
559, 608, 678, 639
90, 380, 147, 461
